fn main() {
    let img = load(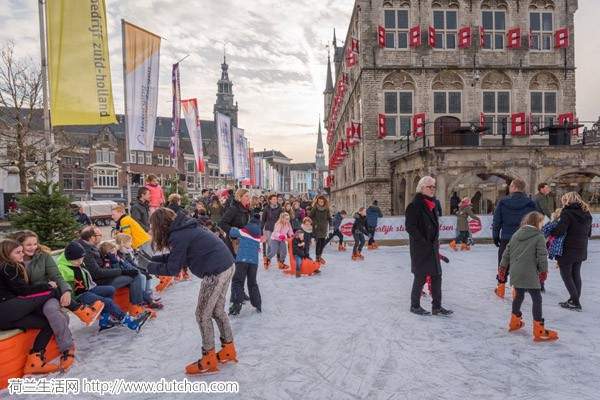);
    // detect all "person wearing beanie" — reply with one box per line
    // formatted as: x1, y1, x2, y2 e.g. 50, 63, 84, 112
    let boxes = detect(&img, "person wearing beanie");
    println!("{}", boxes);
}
450, 197, 481, 251
57, 241, 151, 333
228, 214, 263, 315
366, 200, 383, 250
